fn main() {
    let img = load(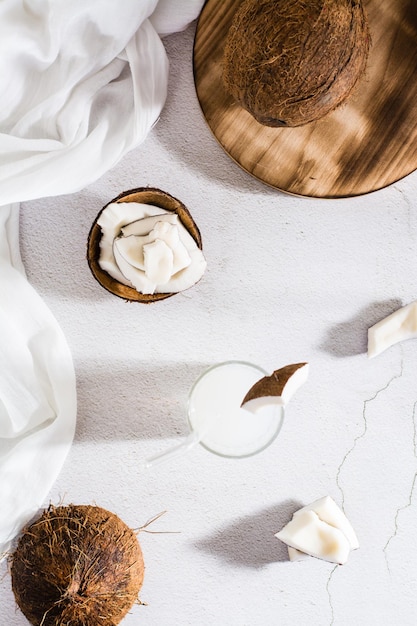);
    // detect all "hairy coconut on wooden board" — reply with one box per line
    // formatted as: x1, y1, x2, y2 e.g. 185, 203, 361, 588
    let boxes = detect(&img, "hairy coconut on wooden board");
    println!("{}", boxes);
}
222, 0, 370, 127
194, 0, 417, 198
10, 505, 144, 626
